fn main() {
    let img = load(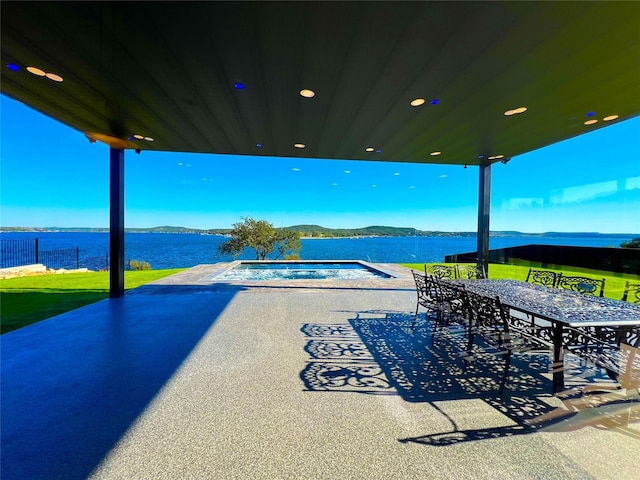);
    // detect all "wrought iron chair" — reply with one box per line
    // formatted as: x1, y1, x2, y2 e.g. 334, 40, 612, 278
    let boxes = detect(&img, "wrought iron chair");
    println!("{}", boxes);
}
430, 278, 469, 338
455, 264, 486, 279
525, 268, 558, 287
465, 291, 552, 394
621, 281, 640, 303
426, 264, 457, 280
556, 274, 605, 297
411, 271, 439, 328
